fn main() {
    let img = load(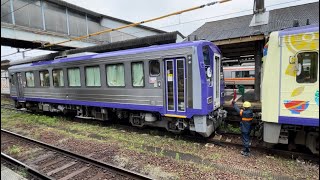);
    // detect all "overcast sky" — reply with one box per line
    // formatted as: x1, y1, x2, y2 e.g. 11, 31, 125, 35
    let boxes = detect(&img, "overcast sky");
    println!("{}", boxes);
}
1, 0, 318, 61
